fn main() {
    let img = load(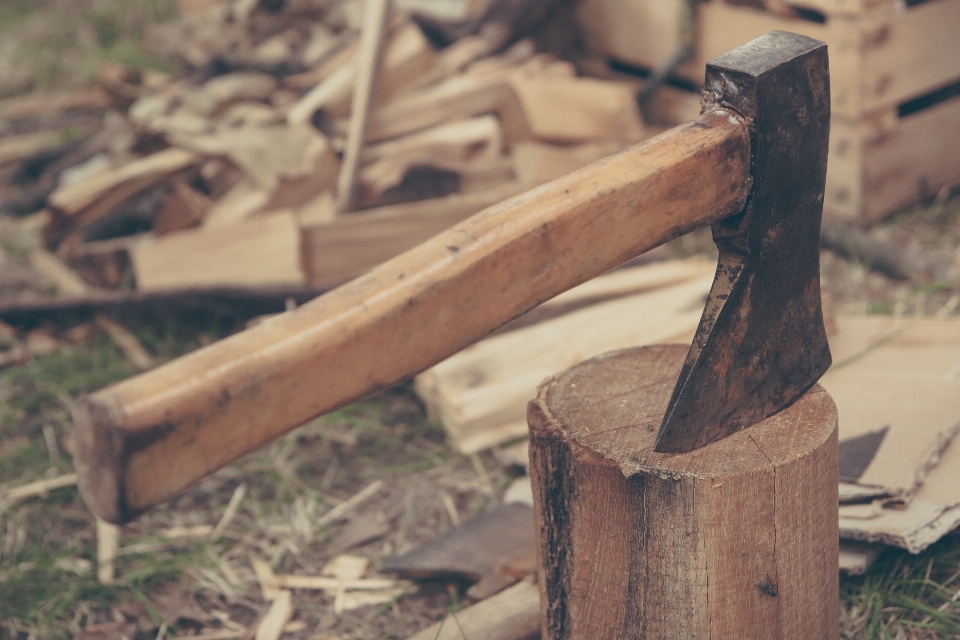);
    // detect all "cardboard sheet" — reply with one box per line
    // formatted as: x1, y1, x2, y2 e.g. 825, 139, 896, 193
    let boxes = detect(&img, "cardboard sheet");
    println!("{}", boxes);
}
822, 315, 960, 498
